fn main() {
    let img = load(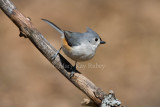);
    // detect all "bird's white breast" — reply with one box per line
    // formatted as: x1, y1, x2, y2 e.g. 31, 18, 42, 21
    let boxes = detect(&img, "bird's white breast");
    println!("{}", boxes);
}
62, 43, 97, 61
